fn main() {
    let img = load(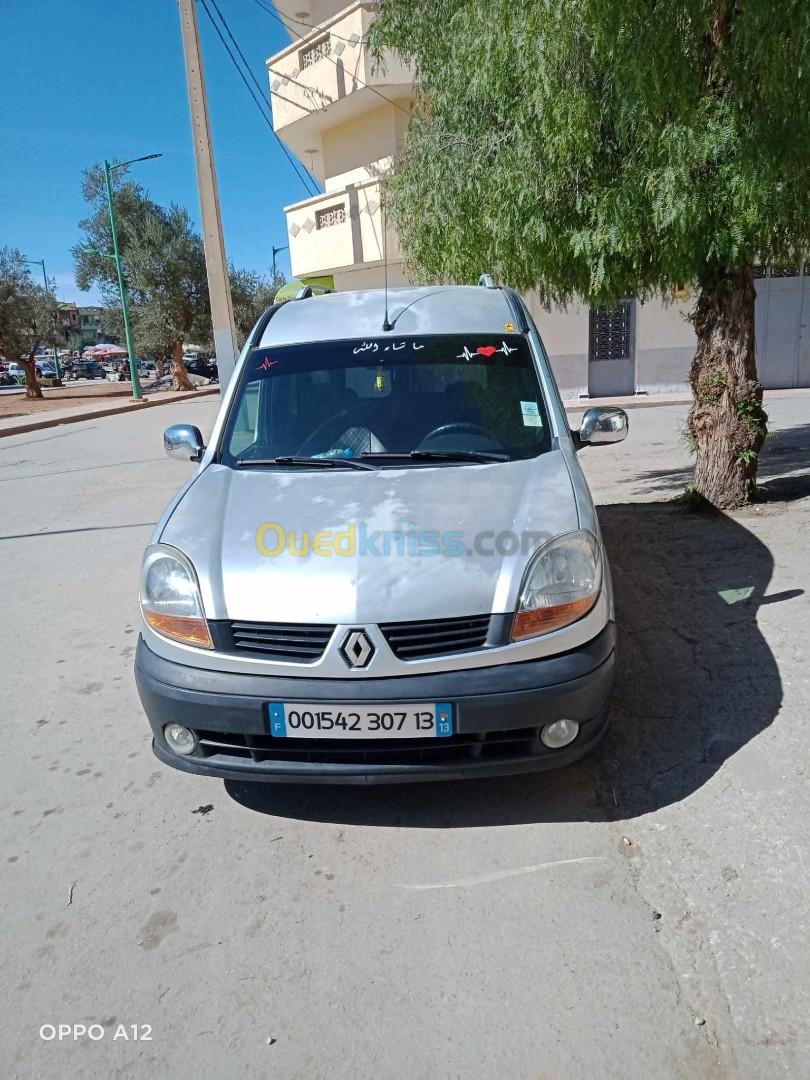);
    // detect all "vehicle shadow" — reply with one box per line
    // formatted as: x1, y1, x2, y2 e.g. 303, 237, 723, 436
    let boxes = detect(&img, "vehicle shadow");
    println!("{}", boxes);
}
225, 501, 786, 826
